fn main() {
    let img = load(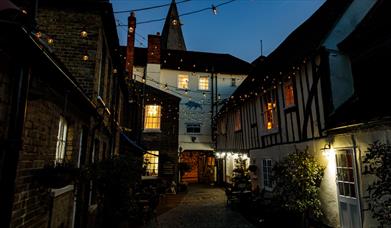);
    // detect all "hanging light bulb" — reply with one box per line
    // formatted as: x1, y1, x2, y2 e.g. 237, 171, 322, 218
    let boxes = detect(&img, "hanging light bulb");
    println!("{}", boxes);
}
218, 94, 221, 100
184, 89, 188, 95
80, 27, 88, 38
82, 53, 89, 61
47, 37, 54, 45
35, 31, 42, 38
164, 84, 168, 89
128, 26, 134, 33
212, 5, 217, 15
